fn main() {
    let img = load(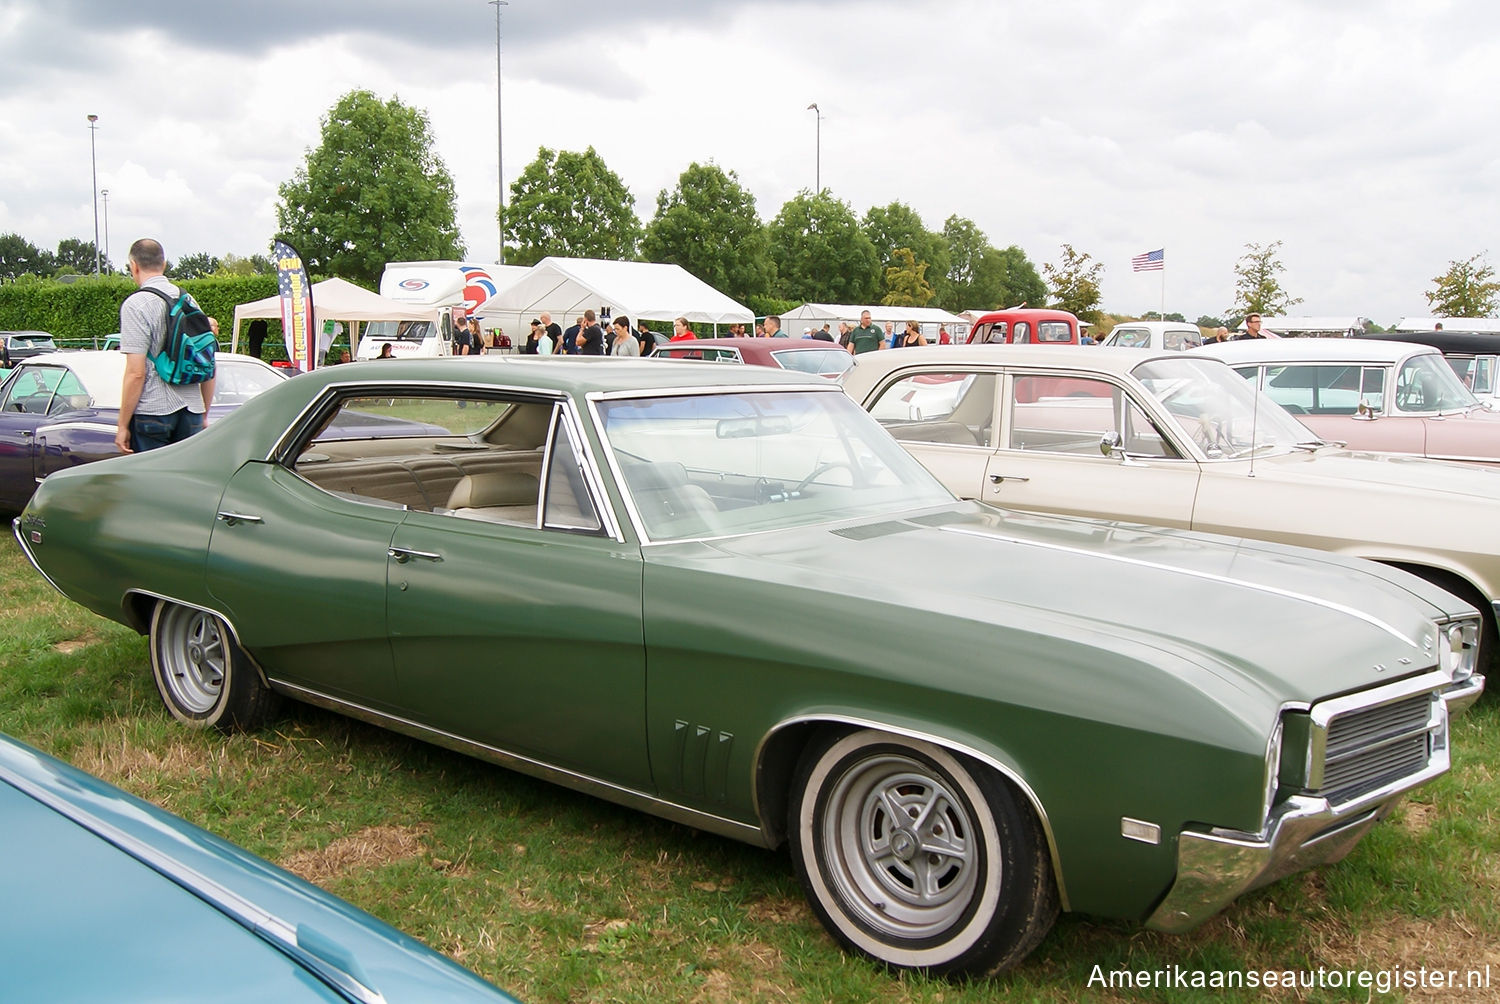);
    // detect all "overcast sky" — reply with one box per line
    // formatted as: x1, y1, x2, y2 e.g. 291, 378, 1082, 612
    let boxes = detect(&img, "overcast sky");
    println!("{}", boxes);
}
3, 0, 1497, 324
